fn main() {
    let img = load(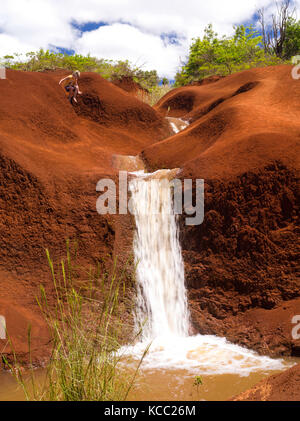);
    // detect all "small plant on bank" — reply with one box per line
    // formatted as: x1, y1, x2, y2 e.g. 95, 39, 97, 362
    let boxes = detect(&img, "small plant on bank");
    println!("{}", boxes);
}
192, 375, 203, 399
193, 376, 203, 387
